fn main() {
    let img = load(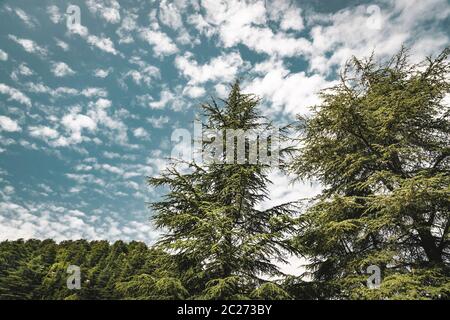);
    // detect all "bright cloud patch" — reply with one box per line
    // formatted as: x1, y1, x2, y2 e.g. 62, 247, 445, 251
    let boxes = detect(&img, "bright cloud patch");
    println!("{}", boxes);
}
245, 60, 337, 115
0, 49, 8, 61
8, 34, 47, 56
87, 35, 119, 55
0, 116, 21, 132
175, 51, 244, 84
139, 28, 178, 57
51, 62, 75, 77
0, 201, 158, 243
0, 83, 32, 107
